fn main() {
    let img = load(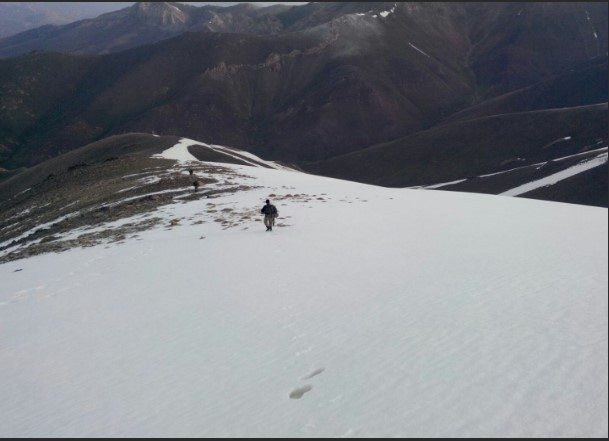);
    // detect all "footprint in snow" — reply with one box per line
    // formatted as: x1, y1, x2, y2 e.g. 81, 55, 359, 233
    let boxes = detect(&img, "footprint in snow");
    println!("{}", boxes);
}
289, 368, 325, 400
302, 367, 325, 380
289, 385, 313, 400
